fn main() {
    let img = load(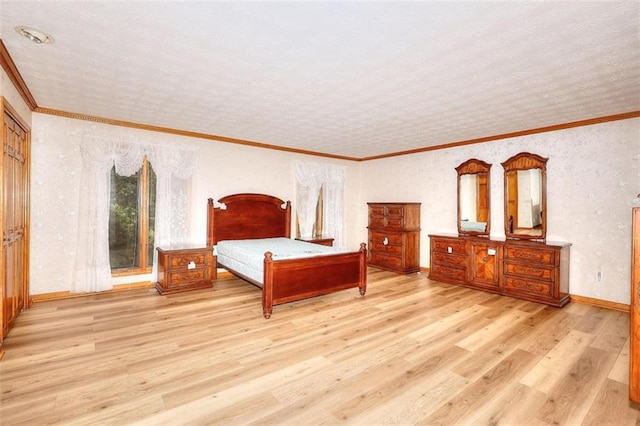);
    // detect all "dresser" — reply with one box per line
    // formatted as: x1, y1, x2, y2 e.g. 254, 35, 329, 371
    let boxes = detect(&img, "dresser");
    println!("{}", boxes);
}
155, 245, 216, 294
368, 203, 421, 274
429, 235, 570, 307
630, 207, 640, 403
